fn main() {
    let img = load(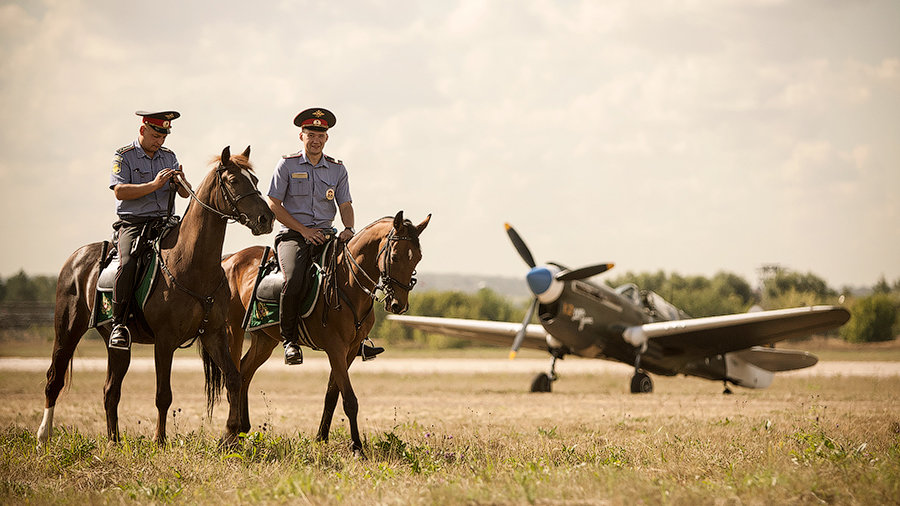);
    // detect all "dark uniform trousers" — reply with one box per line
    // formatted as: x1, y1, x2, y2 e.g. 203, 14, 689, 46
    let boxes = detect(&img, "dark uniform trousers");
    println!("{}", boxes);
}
276, 230, 325, 343
112, 216, 164, 324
